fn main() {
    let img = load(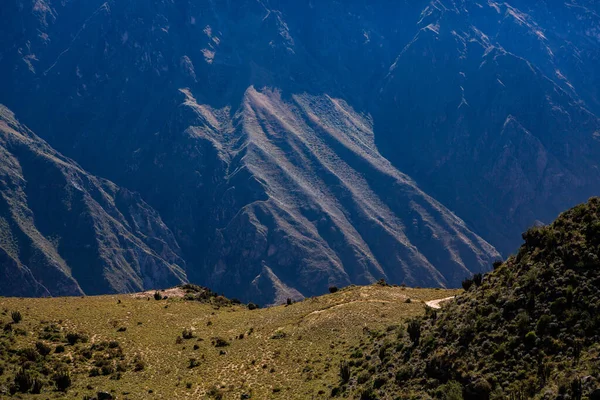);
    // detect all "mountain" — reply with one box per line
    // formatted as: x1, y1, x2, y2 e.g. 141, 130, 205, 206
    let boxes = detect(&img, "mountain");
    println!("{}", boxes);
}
344, 198, 600, 399
0, 0, 599, 301
0, 105, 186, 297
